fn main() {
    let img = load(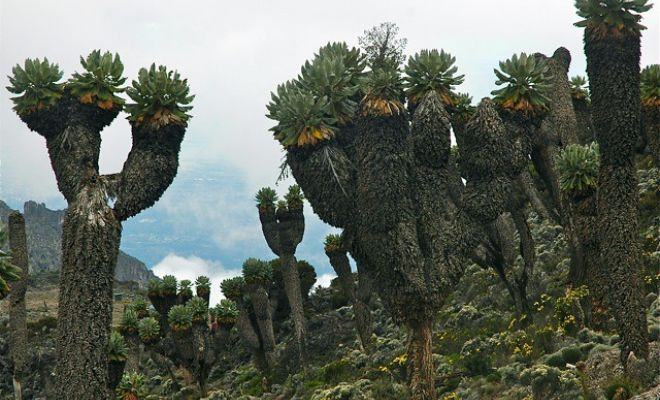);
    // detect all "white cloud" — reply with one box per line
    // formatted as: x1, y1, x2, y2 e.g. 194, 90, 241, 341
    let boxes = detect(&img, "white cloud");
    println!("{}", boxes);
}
315, 273, 337, 290
152, 253, 241, 307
